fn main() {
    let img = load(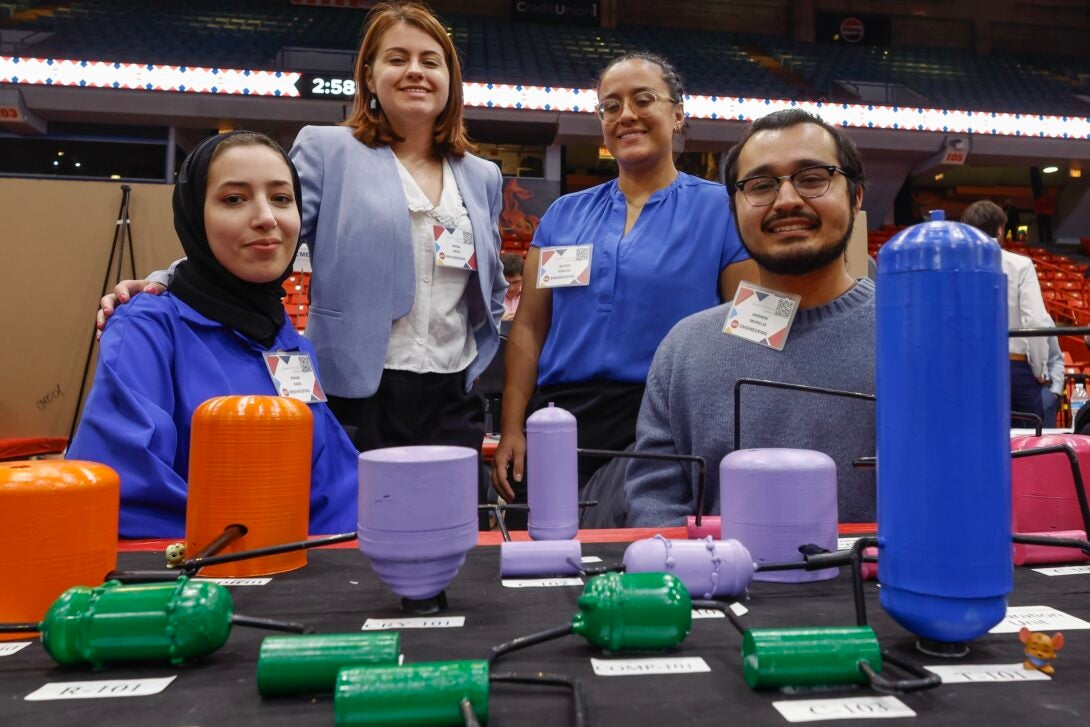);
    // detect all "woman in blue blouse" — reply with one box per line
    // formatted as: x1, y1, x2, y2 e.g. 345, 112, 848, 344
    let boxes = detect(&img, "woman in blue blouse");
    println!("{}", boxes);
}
70, 131, 359, 538
491, 52, 756, 503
